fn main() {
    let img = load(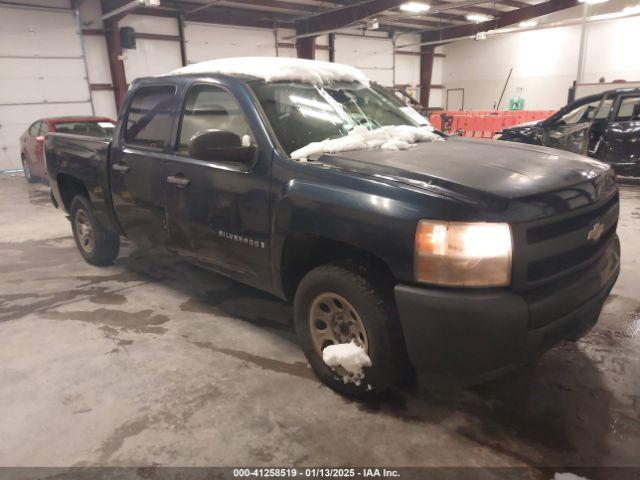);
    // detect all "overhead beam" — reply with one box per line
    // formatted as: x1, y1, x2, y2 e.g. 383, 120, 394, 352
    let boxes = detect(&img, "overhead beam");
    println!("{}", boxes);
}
416, 0, 582, 45
293, 0, 520, 38
384, 0, 509, 25
132, 0, 298, 28
218, 0, 325, 14
294, 0, 406, 38
498, 0, 529, 7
